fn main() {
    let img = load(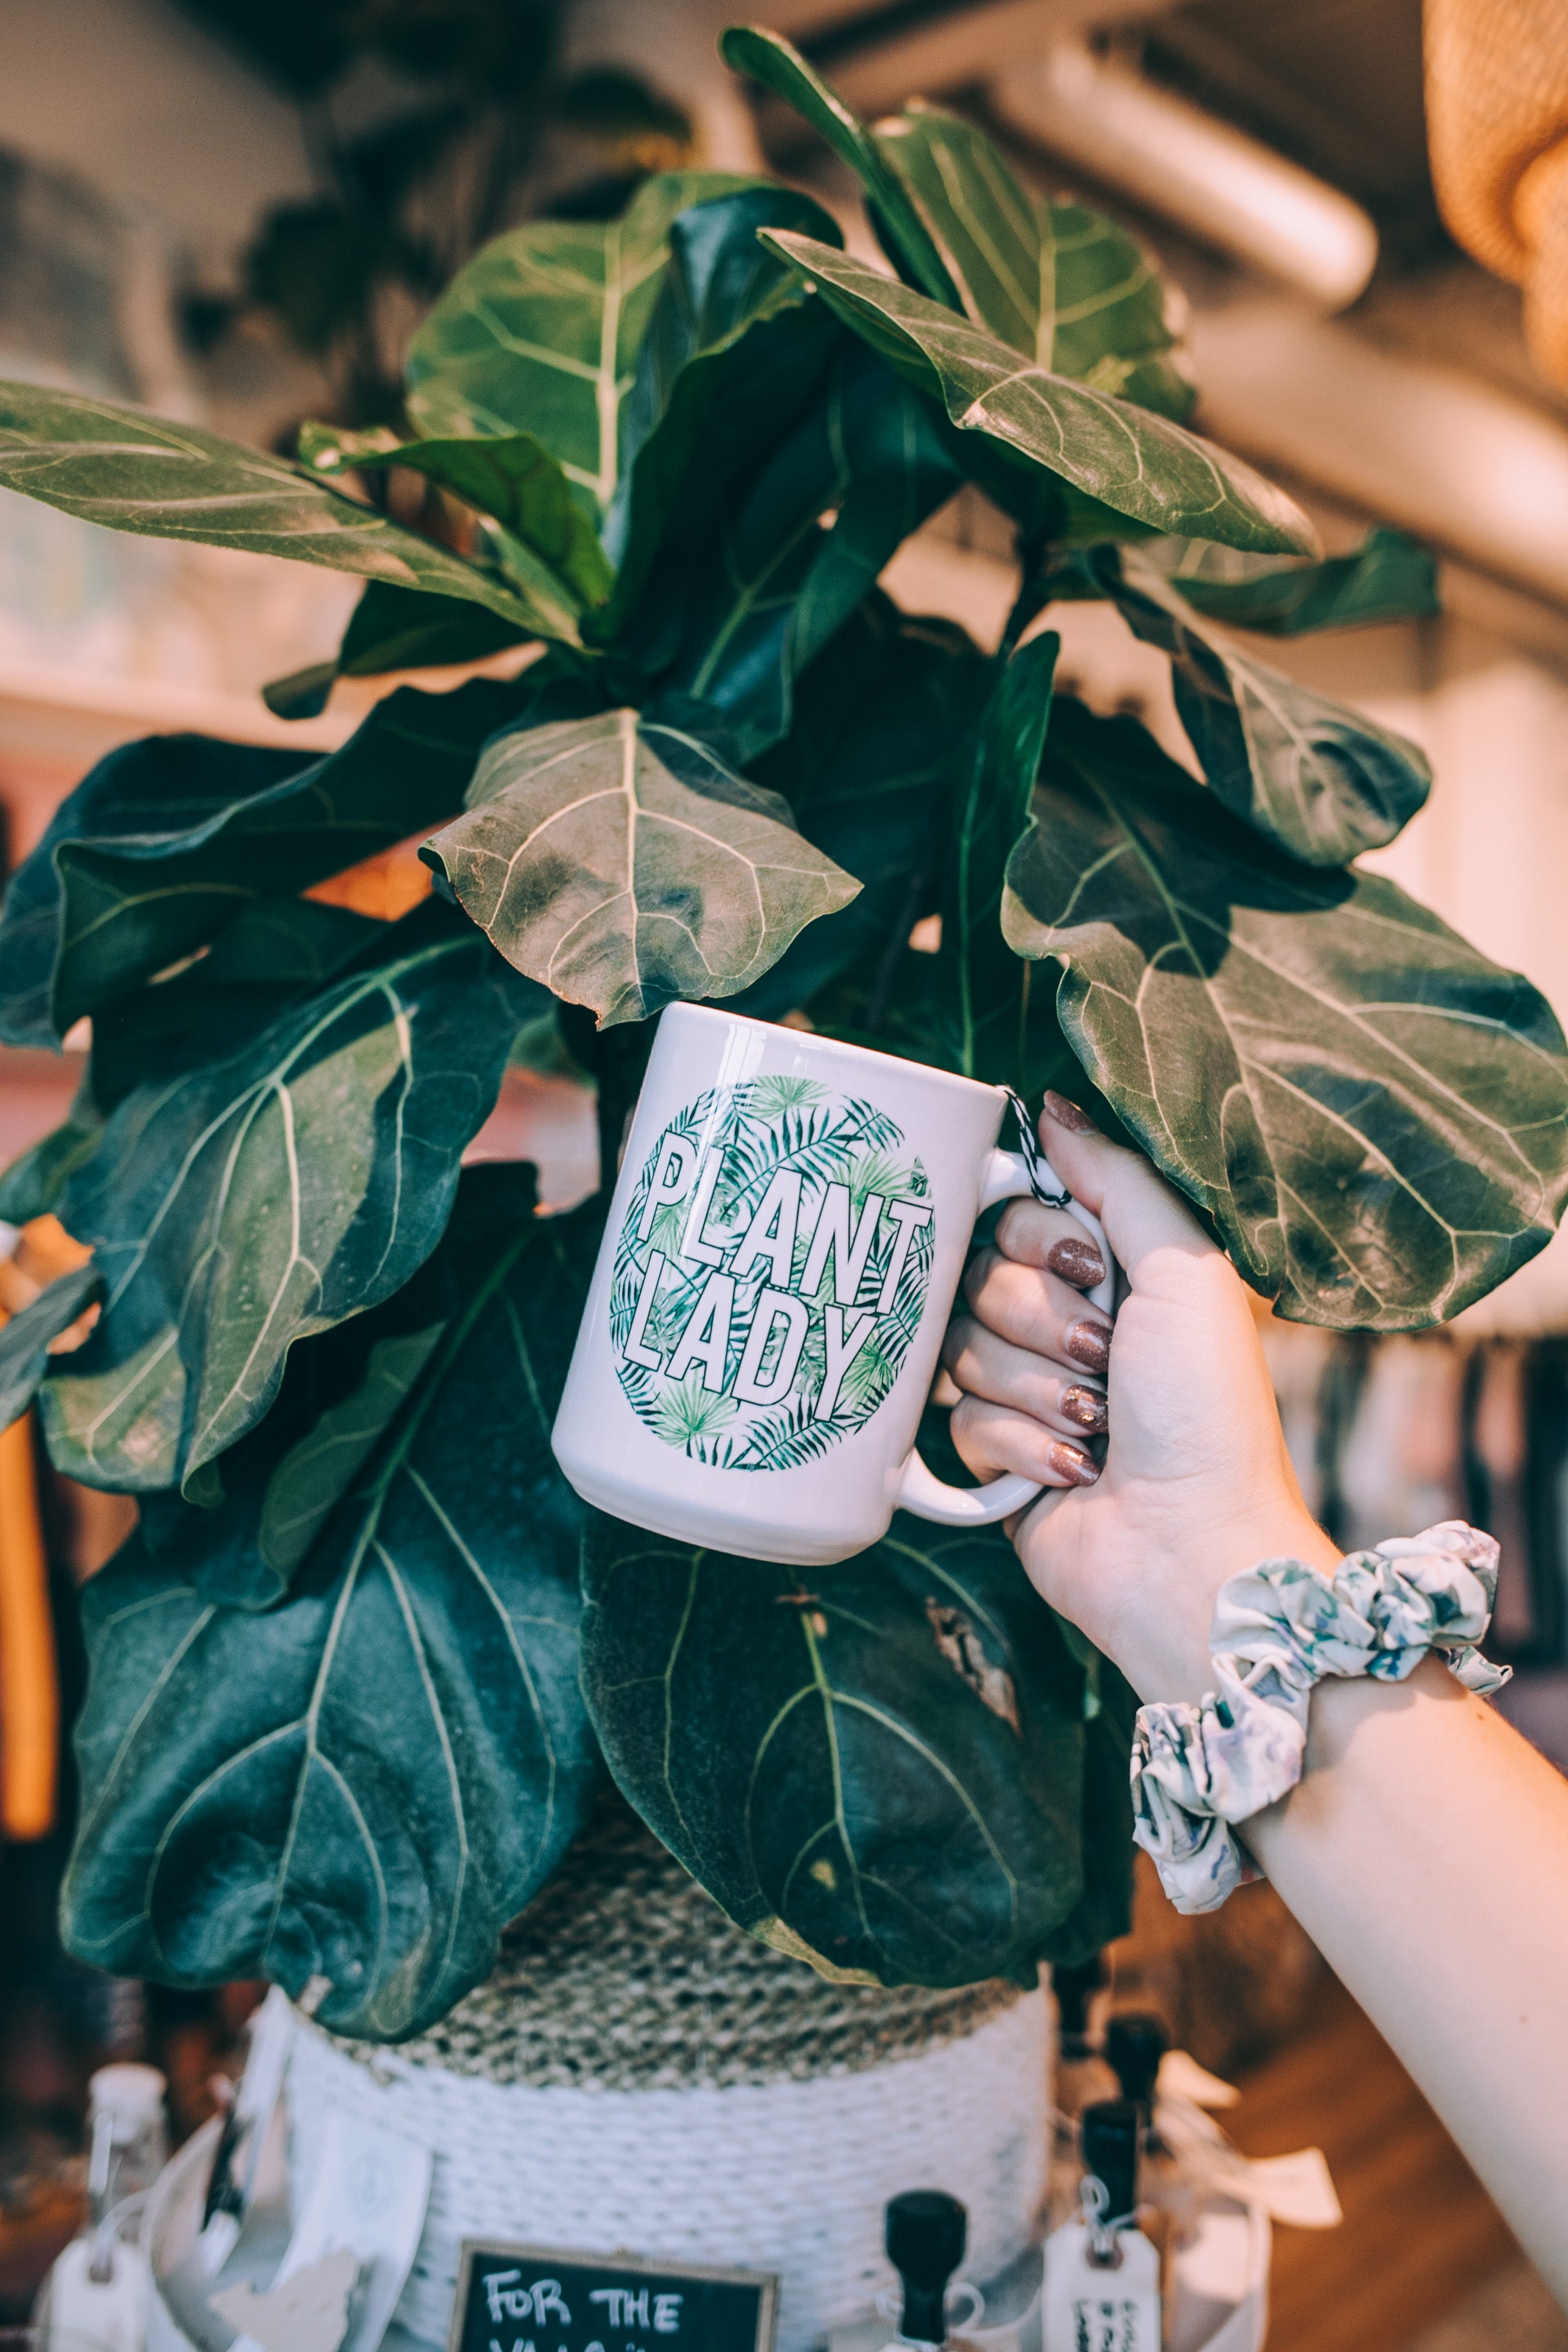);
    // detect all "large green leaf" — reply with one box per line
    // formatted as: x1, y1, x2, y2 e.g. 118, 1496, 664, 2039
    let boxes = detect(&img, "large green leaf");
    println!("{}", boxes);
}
135, 1165, 557, 1613
739, 613, 1077, 1103
595, 185, 844, 628
0, 903, 384, 1234
1041, 201, 1194, 423
89, 898, 386, 1111
0, 677, 535, 1047
629, 339, 962, 762
143, 1314, 445, 1613
718, 39, 1193, 554
872, 104, 1194, 419
718, 27, 958, 306
1144, 526, 1439, 635
873, 103, 1039, 353
759, 233, 1316, 558
404, 171, 761, 514
423, 709, 860, 1026
264, 583, 537, 722
713, 38, 1071, 561
735, 609, 1079, 1102
0, 1262, 103, 1430
299, 421, 614, 615
0, 734, 294, 1049
0, 384, 541, 628
940, 633, 1058, 1082
39, 902, 539, 1492
62, 1174, 602, 2042
737, 595, 985, 1019
580, 1509, 1098, 1986
1100, 550, 1432, 869
1002, 699, 1568, 1328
